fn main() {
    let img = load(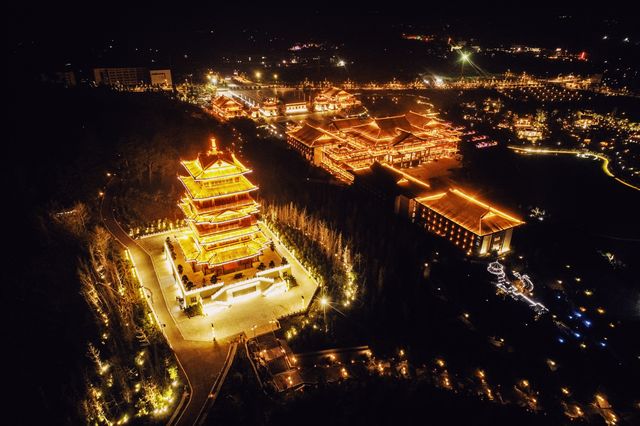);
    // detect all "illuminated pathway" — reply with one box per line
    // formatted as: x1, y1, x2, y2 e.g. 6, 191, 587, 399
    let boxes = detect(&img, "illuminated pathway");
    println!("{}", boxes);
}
508, 146, 640, 192
101, 180, 230, 426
